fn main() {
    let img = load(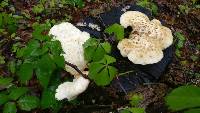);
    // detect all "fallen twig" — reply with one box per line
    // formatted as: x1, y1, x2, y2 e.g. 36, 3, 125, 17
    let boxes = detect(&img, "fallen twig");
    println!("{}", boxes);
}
65, 61, 89, 79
